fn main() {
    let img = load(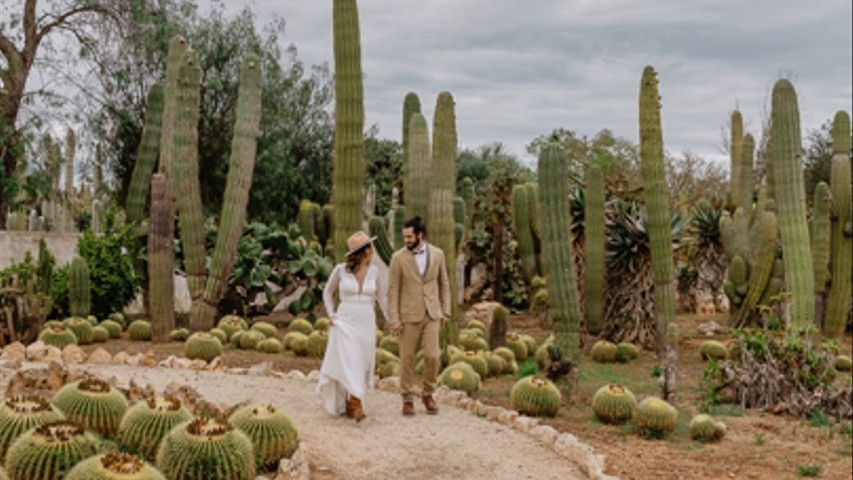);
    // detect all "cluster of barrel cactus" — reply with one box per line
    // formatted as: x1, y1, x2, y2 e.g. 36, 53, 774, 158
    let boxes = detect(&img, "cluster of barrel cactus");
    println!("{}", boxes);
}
509, 375, 562, 417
